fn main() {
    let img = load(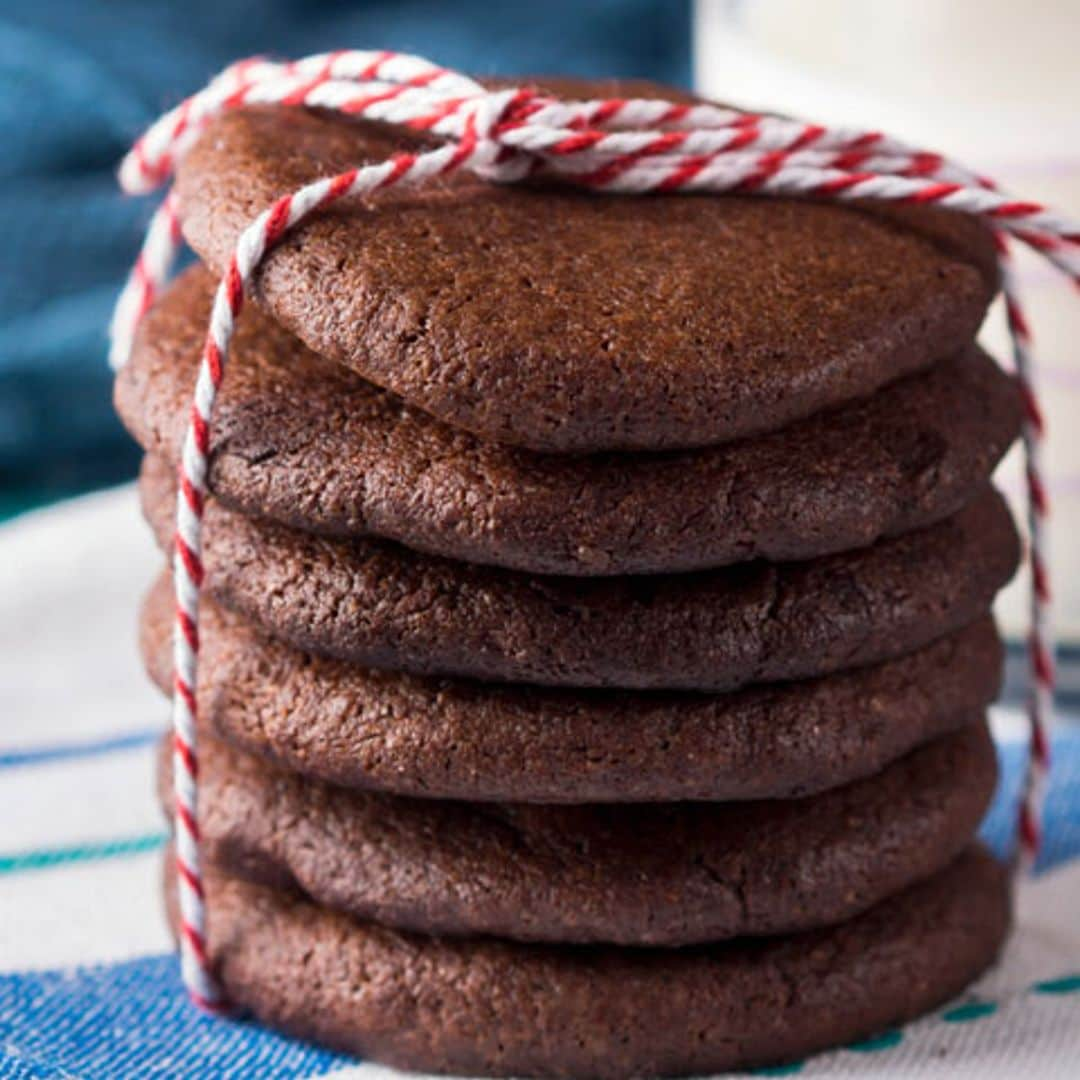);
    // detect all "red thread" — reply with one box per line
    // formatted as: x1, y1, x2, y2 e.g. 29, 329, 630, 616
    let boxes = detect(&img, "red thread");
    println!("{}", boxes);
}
189, 404, 210, 457
901, 181, 962, 204
326, 170, 359, 201
224, 259, 244, 316
814, 172, 873, 195
173, 678, 198, 720
176, 857, 205, 900
202, 340, 223, 388
789, 123, 826, 151
180, 921, 209, 966
174, 535, 204, 589
175, 608, 199, 654
658, 102, 690, 126
175, 802, 201, 844
379, 153, 416, 188
586, 99, 625, 127
358, 50, 393, 80
656, 154, 711, 192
